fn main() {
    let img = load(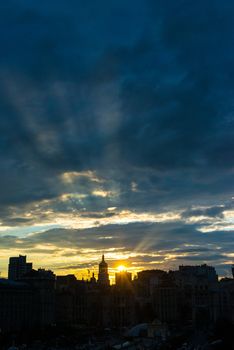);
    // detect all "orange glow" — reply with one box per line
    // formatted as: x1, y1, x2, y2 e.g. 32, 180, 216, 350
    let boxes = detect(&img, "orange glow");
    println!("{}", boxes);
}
117, 265, 126, 272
